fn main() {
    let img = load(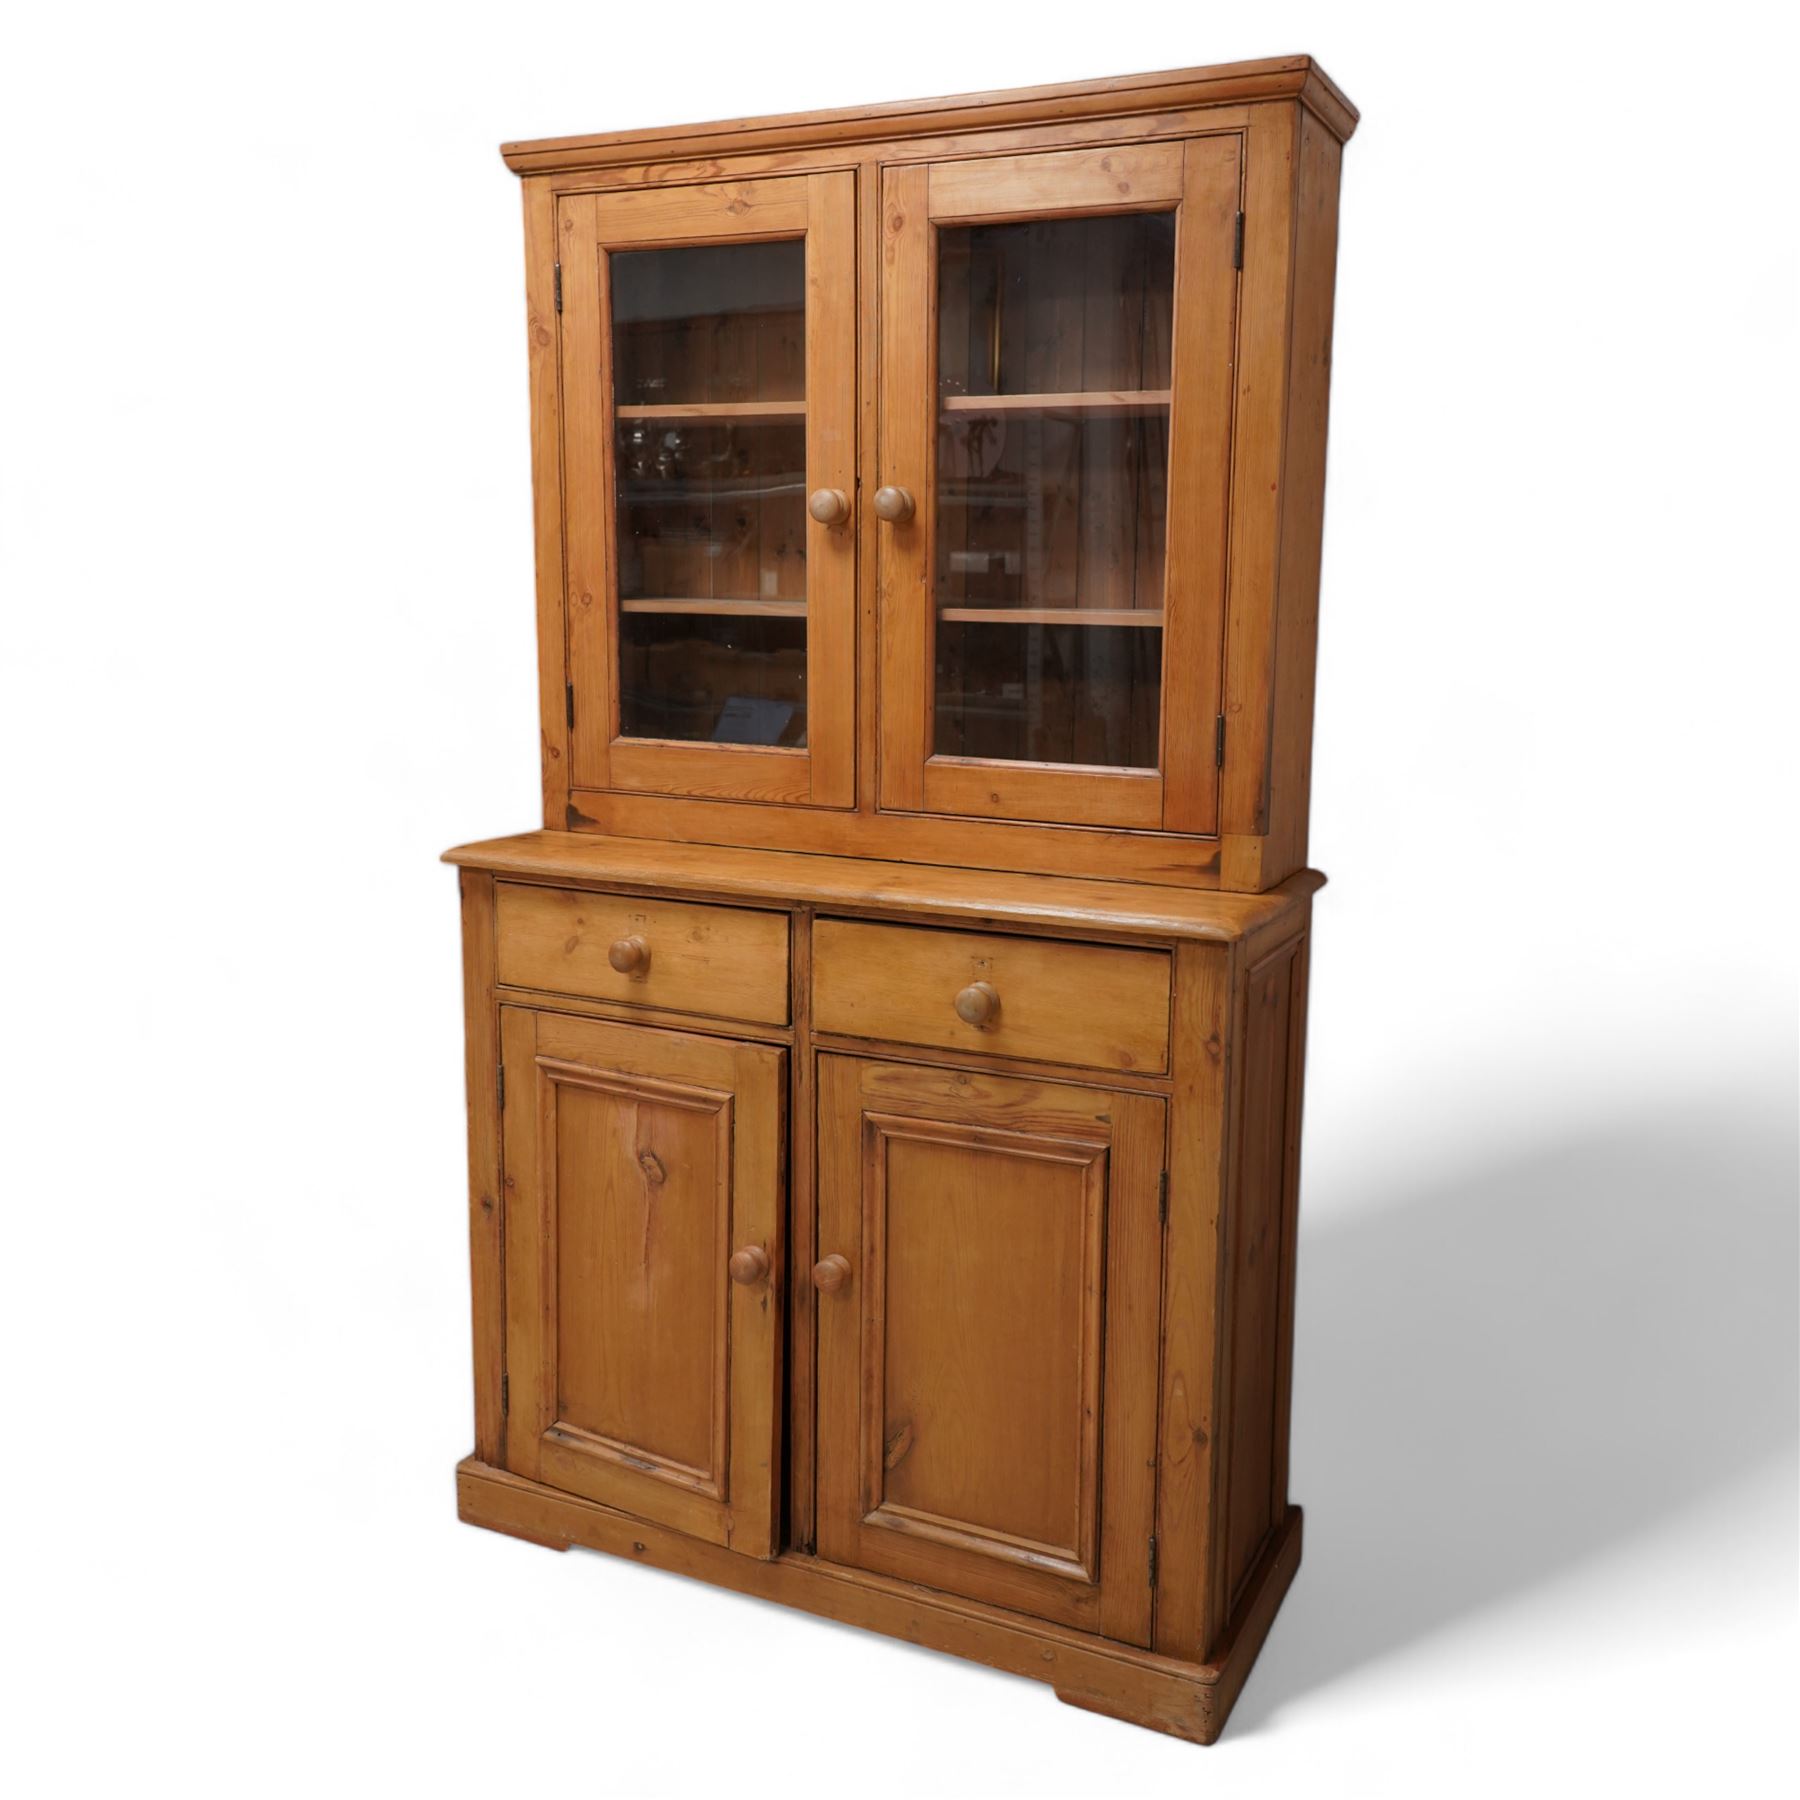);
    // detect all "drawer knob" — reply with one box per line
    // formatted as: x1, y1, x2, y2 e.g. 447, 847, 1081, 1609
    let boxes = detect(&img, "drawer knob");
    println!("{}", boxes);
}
728, 1245, 770, 1286
812, 1254, 852, 1293
607, 934, 650, 976
872, 485, 915, 524
953, 980, 1000, 1028
807, 486, 850, 527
